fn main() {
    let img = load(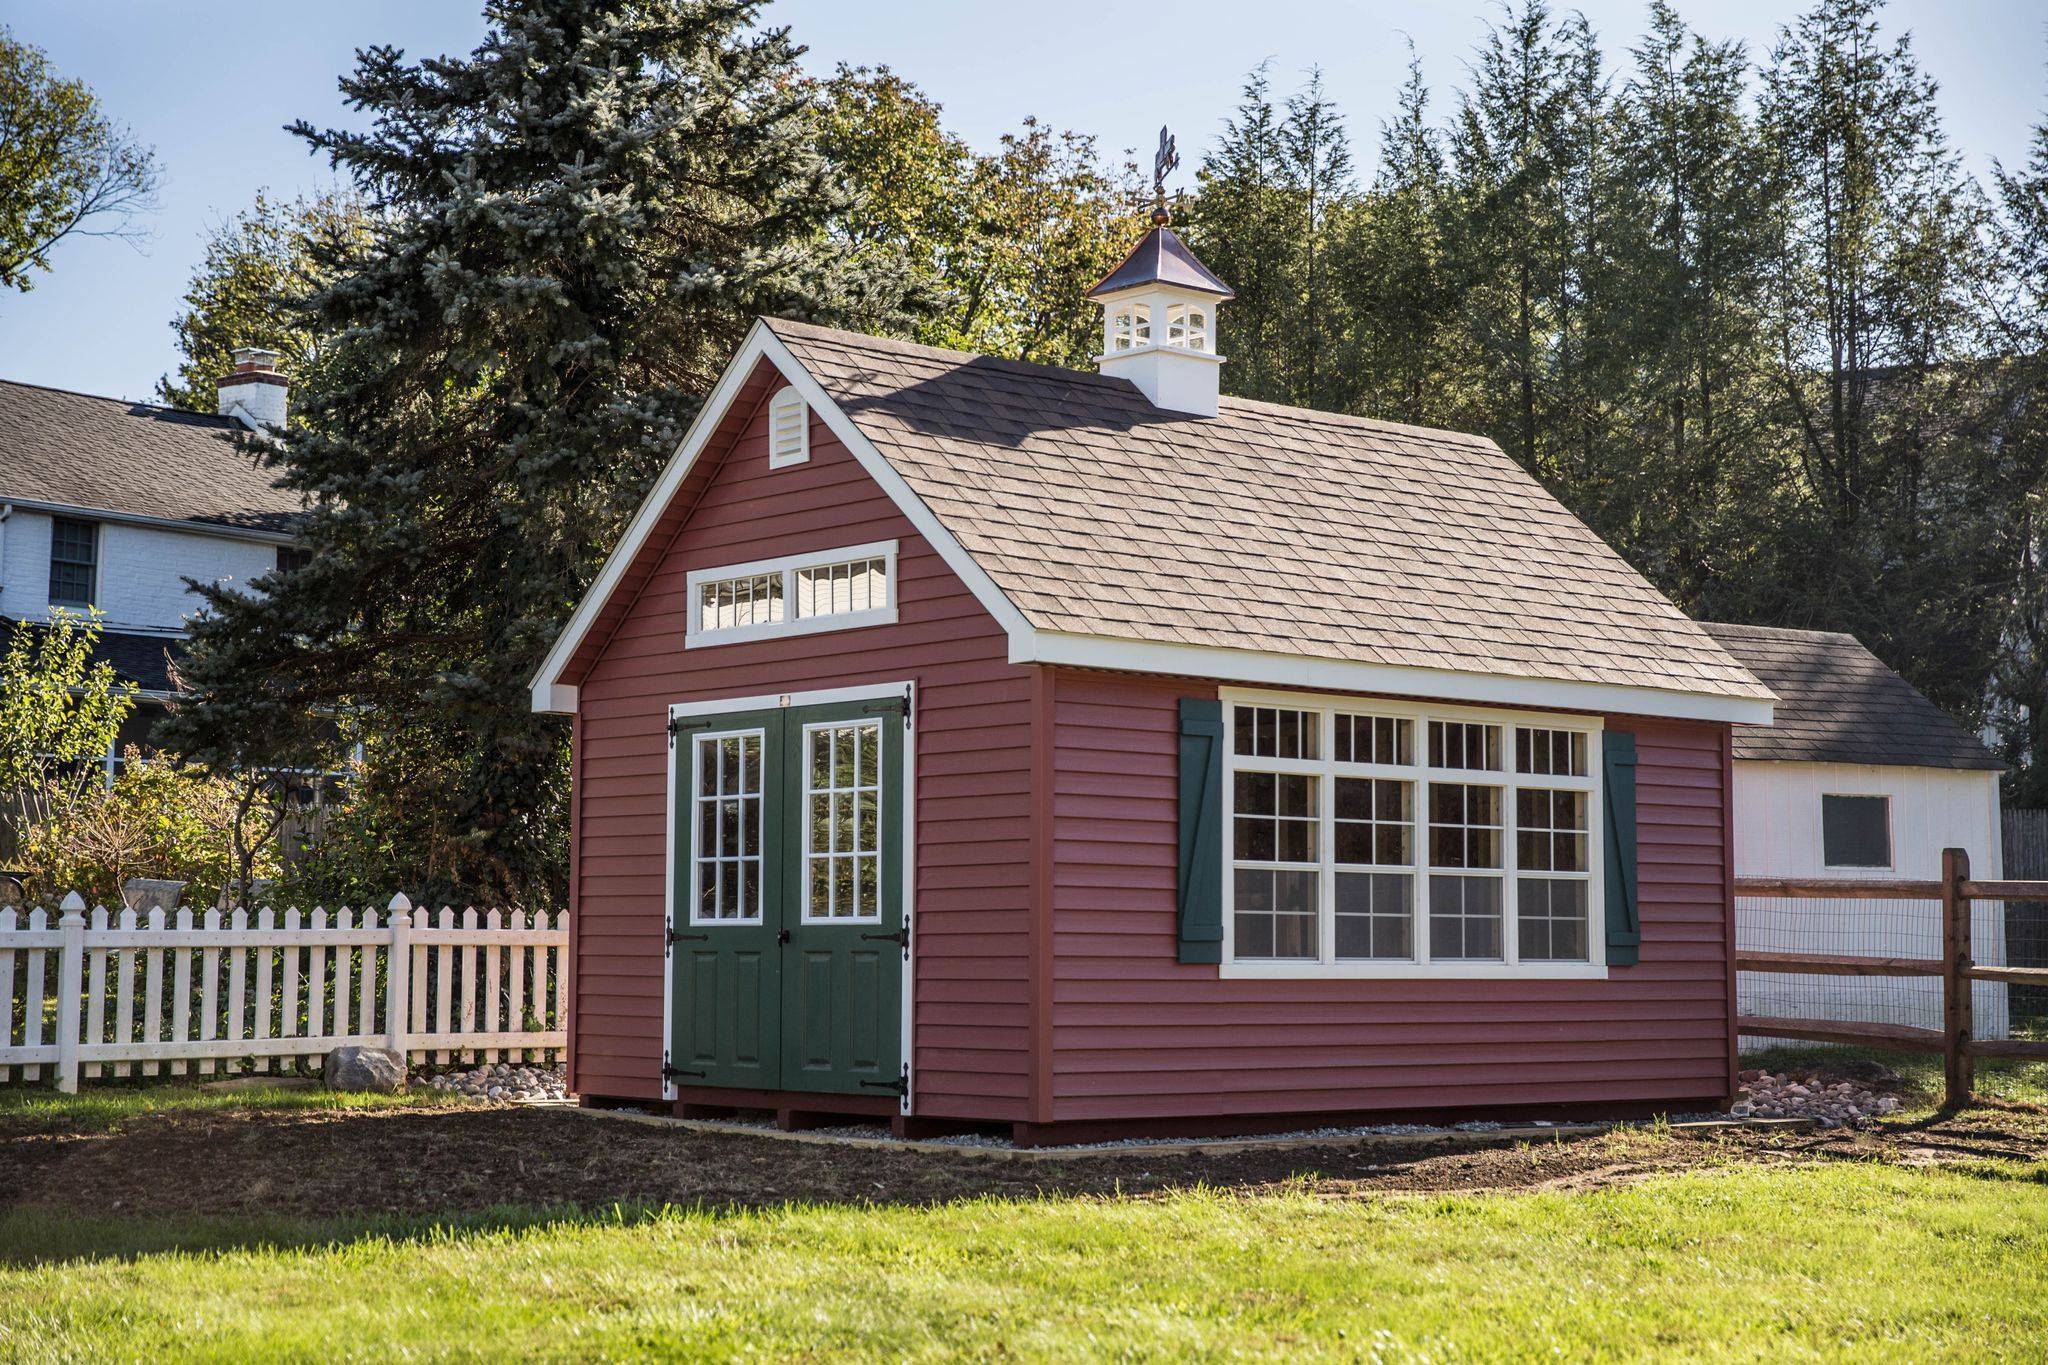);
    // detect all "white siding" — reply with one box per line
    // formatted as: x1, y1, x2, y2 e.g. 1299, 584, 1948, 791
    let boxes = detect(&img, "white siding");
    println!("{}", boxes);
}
0, 507, 279, 637
1733, 759, 2007, 1041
